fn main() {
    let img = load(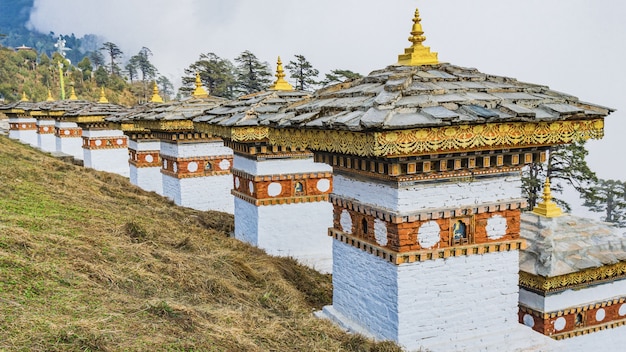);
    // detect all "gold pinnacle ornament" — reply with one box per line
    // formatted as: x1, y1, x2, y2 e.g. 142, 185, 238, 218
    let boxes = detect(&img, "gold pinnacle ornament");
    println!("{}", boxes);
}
20, 91, 29, 102
533, 178, 563, 217
397, 8, 439, 66
192, 73, 209, 98
269, 56, 294, 91
98, 87, 109, 103
150, 81, 163, 103
69, 86, 78, 100
46, 89, 54, 102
